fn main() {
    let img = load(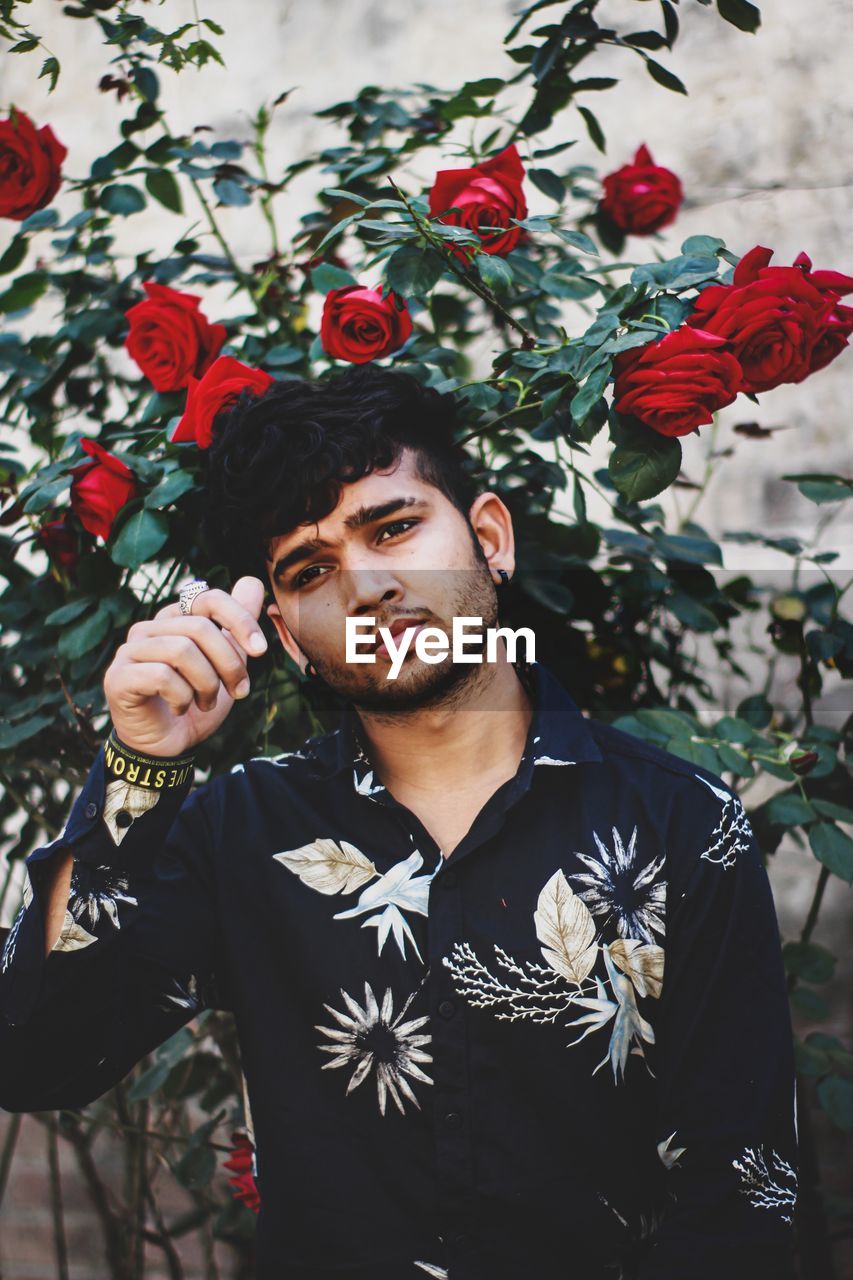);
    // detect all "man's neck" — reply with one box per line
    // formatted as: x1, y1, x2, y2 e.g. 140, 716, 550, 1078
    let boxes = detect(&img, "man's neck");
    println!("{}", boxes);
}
353, 659, 534, 798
